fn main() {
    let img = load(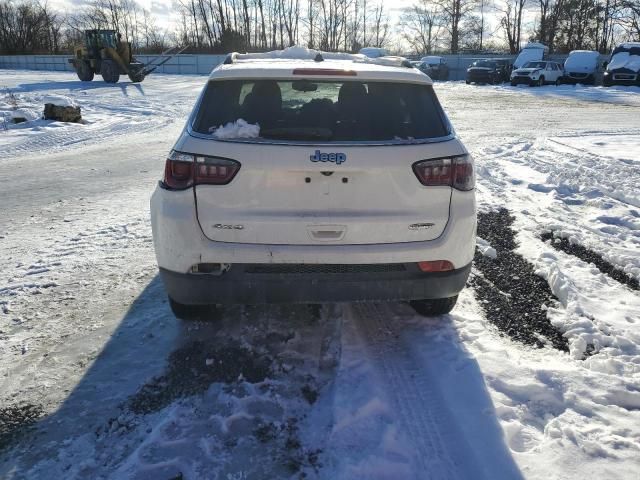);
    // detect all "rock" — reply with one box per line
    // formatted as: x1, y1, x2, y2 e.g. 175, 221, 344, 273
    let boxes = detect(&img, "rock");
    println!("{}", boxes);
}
43, 103, 82, 123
